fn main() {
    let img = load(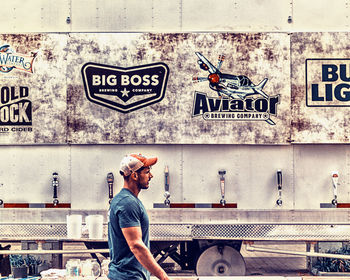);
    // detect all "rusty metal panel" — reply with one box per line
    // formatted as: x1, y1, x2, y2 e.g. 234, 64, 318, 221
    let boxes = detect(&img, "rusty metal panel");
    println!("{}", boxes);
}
67, 32, 291, 144
151, 0, 182, 31
293, 145, 350, 209
70, 0, 129, 32
70, 0, 174, 32
292, 0, 349, 32
0, 1, 70, 33
69, 0, 291, 32
291, 32, 350, 143
0, 34, 67, 144
182, 0, 291, 32
1, 0, 350, 33
0, 146, 71, 204
181, 145, 294, 209
69, 145, 184, 209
